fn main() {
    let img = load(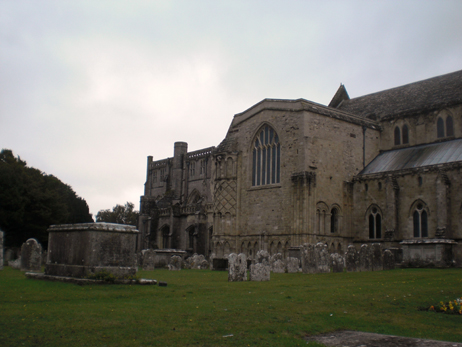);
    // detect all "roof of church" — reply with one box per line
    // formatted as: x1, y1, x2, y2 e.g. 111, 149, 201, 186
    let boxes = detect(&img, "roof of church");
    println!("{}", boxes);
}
336, 70, 462, 120
359, 138, 462, 175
